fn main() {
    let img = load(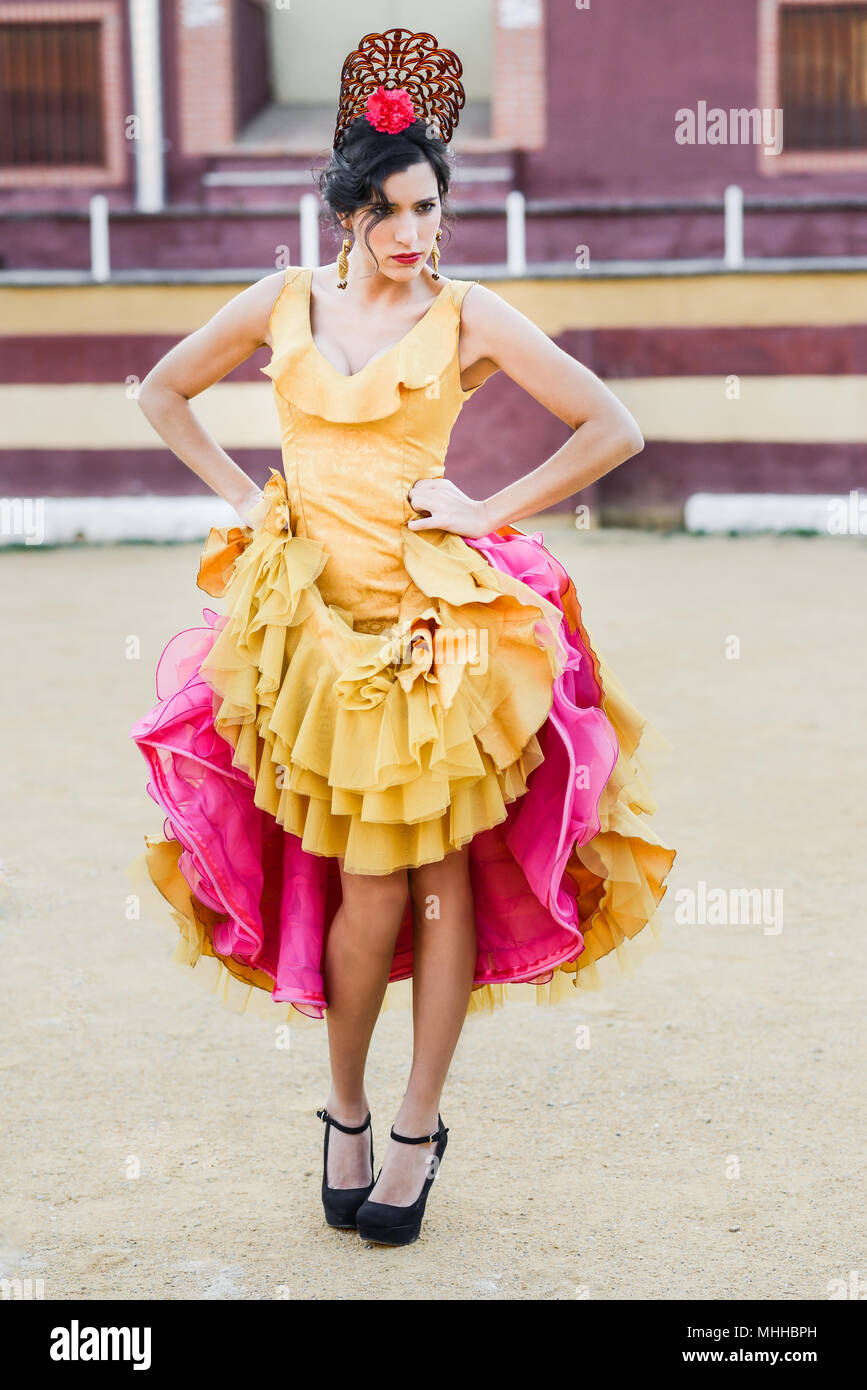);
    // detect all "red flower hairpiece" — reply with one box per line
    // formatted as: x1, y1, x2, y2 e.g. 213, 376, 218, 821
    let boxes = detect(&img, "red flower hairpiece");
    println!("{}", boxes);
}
333, 30, 465, 148
364, 85, 417, 135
